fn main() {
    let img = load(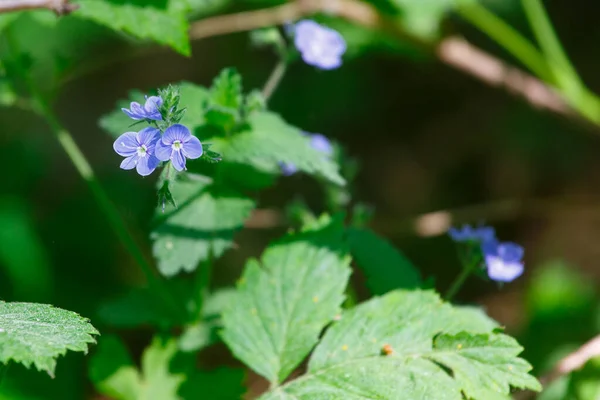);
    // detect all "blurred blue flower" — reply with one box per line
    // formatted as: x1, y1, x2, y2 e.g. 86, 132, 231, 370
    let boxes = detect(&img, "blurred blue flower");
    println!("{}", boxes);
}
294, 20, 346, 70
122, 95, 163, 121
448, 224, 496, 243
280, 132, 333, 176
155, 124, 203, 171
483, 241, 524, 282
113, 127, 161, 176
